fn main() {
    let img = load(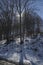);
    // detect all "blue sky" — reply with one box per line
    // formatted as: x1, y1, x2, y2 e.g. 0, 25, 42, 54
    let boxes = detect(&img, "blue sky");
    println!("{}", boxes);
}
34, 0, 43, 19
